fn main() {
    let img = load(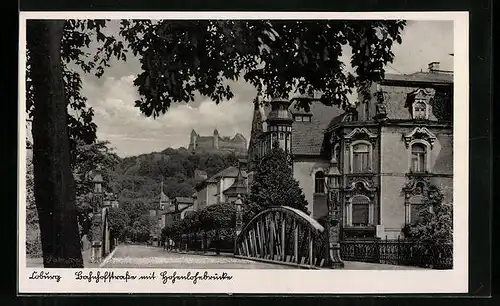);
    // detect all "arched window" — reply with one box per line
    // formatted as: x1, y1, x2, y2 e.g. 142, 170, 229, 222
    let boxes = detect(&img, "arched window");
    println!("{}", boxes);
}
331, 143, 340, 163
350, 195, 371, 227
314, 171, 325, 194
413, 101, 427, 119
411, 143, 427, 173
352, 143, 370, 173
